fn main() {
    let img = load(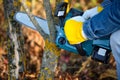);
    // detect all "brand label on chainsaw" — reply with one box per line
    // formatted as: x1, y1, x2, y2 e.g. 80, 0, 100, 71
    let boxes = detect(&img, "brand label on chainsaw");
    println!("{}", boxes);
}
58, 11, 65, 16
98, 48, 106, 56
